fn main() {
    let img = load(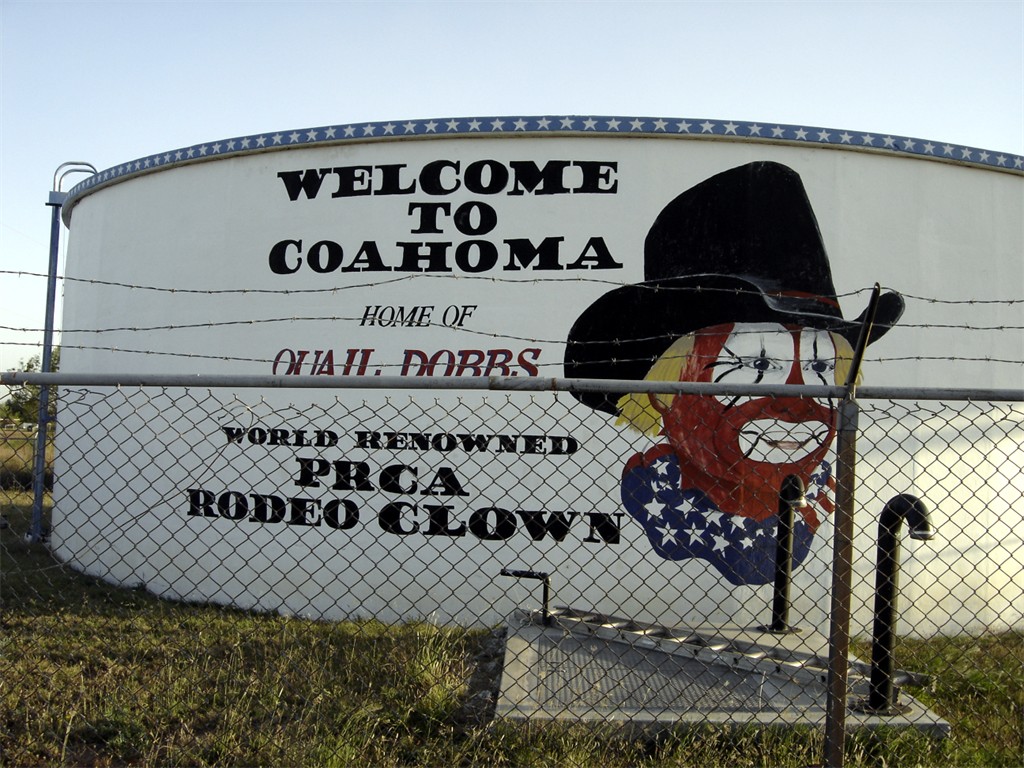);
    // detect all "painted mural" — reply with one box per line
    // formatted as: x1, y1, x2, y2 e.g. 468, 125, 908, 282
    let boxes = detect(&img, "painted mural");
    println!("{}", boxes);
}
565, 162, 905, 584
52, 121, 1022, 632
